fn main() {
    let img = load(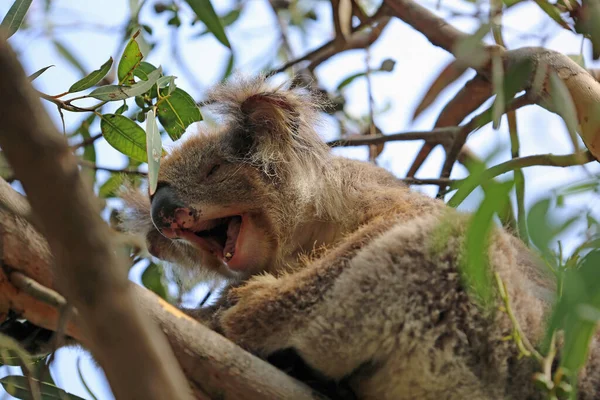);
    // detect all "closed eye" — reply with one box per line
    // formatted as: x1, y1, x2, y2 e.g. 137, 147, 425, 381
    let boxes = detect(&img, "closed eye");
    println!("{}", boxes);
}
206, 164, 221, 178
